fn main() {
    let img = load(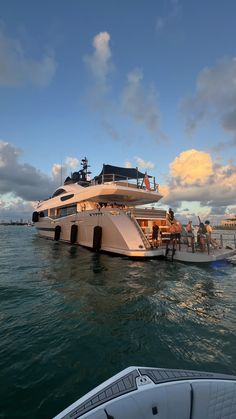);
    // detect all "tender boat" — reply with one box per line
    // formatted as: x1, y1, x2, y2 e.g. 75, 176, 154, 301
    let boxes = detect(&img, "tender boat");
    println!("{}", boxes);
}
32, 158, 236, 262
53, 366, 236, 419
